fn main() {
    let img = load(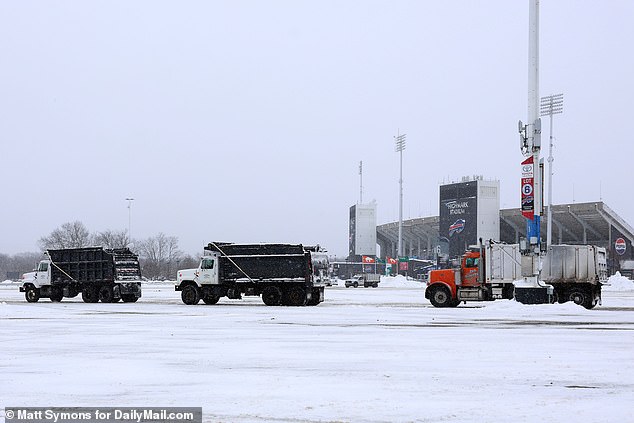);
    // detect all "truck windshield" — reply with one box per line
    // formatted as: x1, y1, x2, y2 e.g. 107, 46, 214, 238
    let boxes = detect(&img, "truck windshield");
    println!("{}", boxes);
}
465, 258, 479, 268
201, 259, 214, 270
